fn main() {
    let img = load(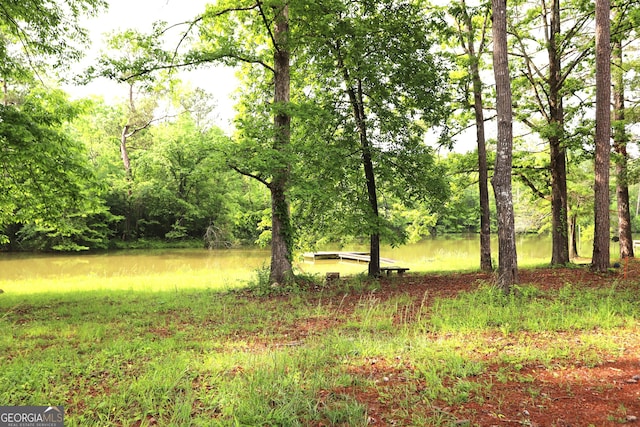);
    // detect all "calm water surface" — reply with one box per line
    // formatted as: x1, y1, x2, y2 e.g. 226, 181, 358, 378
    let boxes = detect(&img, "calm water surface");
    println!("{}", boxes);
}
0, 248, 269, 281
0, 234, 581, 293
